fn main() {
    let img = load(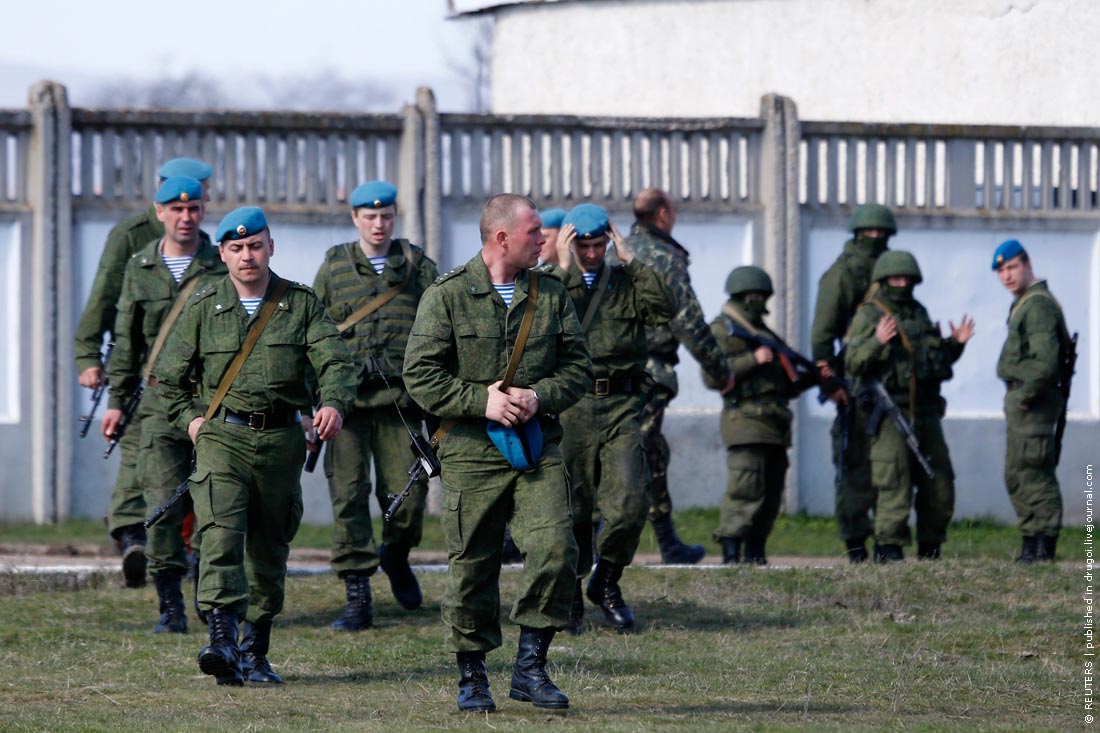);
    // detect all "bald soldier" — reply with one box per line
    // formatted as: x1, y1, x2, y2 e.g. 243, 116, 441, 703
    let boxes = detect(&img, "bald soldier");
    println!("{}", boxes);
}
404, 194, 592, 712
